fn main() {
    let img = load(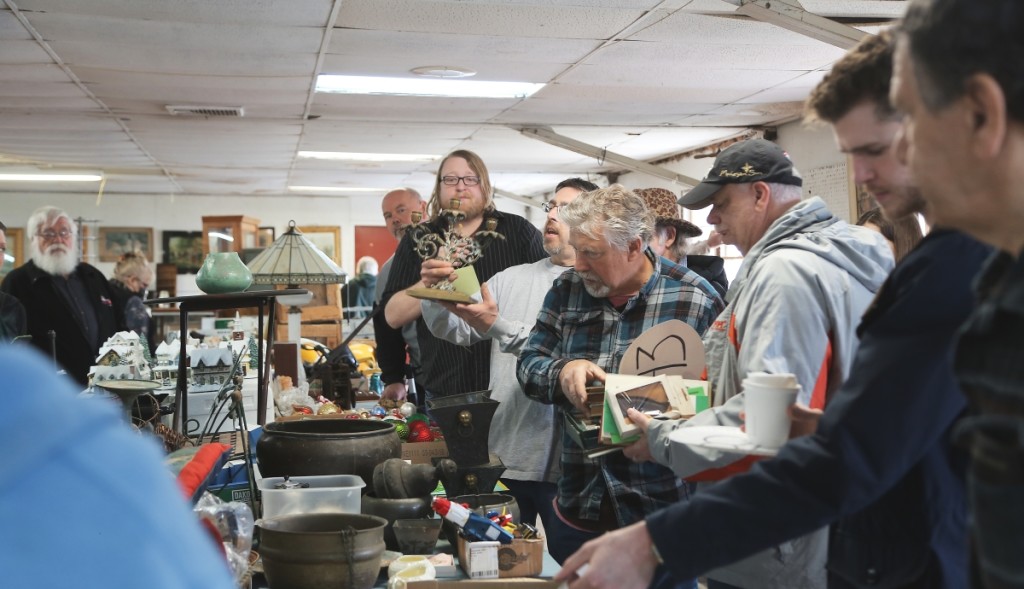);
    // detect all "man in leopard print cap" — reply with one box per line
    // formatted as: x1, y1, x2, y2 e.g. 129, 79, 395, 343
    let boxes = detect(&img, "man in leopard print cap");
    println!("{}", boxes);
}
634, 187, 728, 297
